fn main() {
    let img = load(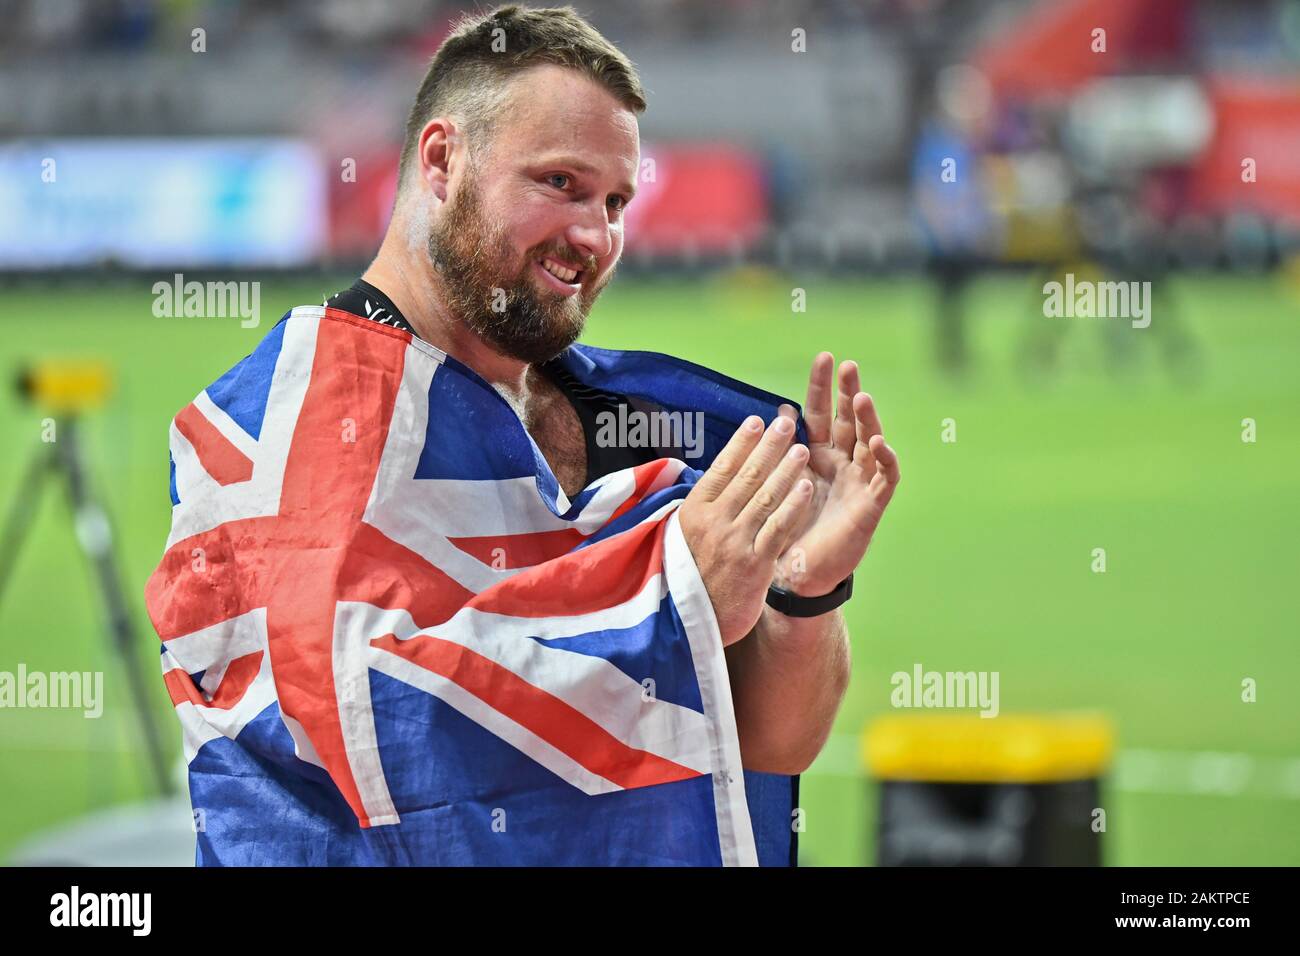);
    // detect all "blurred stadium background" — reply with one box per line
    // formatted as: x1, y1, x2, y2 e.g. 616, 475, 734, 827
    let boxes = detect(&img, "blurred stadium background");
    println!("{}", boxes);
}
0, 0, 1297, 866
